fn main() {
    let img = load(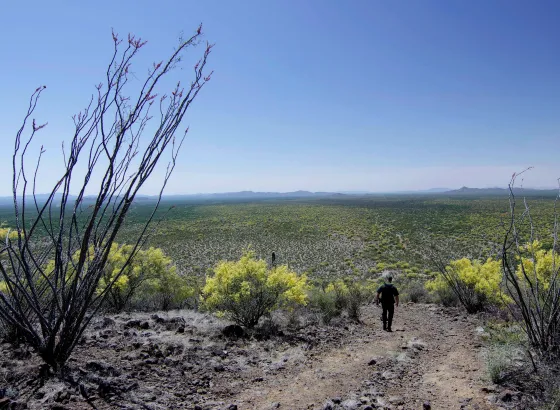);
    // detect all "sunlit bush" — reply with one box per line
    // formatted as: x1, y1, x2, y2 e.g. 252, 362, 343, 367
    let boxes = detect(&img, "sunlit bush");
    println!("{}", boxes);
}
426, 258, 509, 312
517, 241, 560, 291
97, 245, 192, 311
0, 228, 19, 241
202, 250, 308, 327
41, 244, 191, 312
